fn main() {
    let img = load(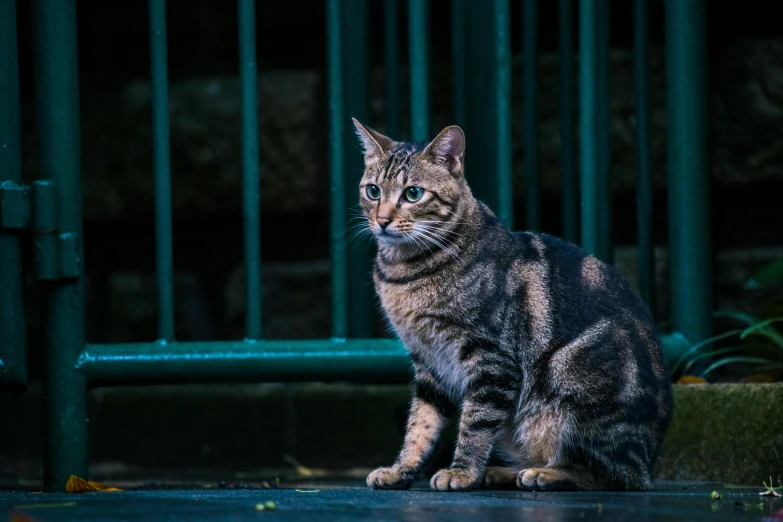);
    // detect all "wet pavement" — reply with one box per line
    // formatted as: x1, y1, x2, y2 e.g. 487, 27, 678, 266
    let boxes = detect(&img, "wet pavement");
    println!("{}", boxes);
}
2, 481, 782, 521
